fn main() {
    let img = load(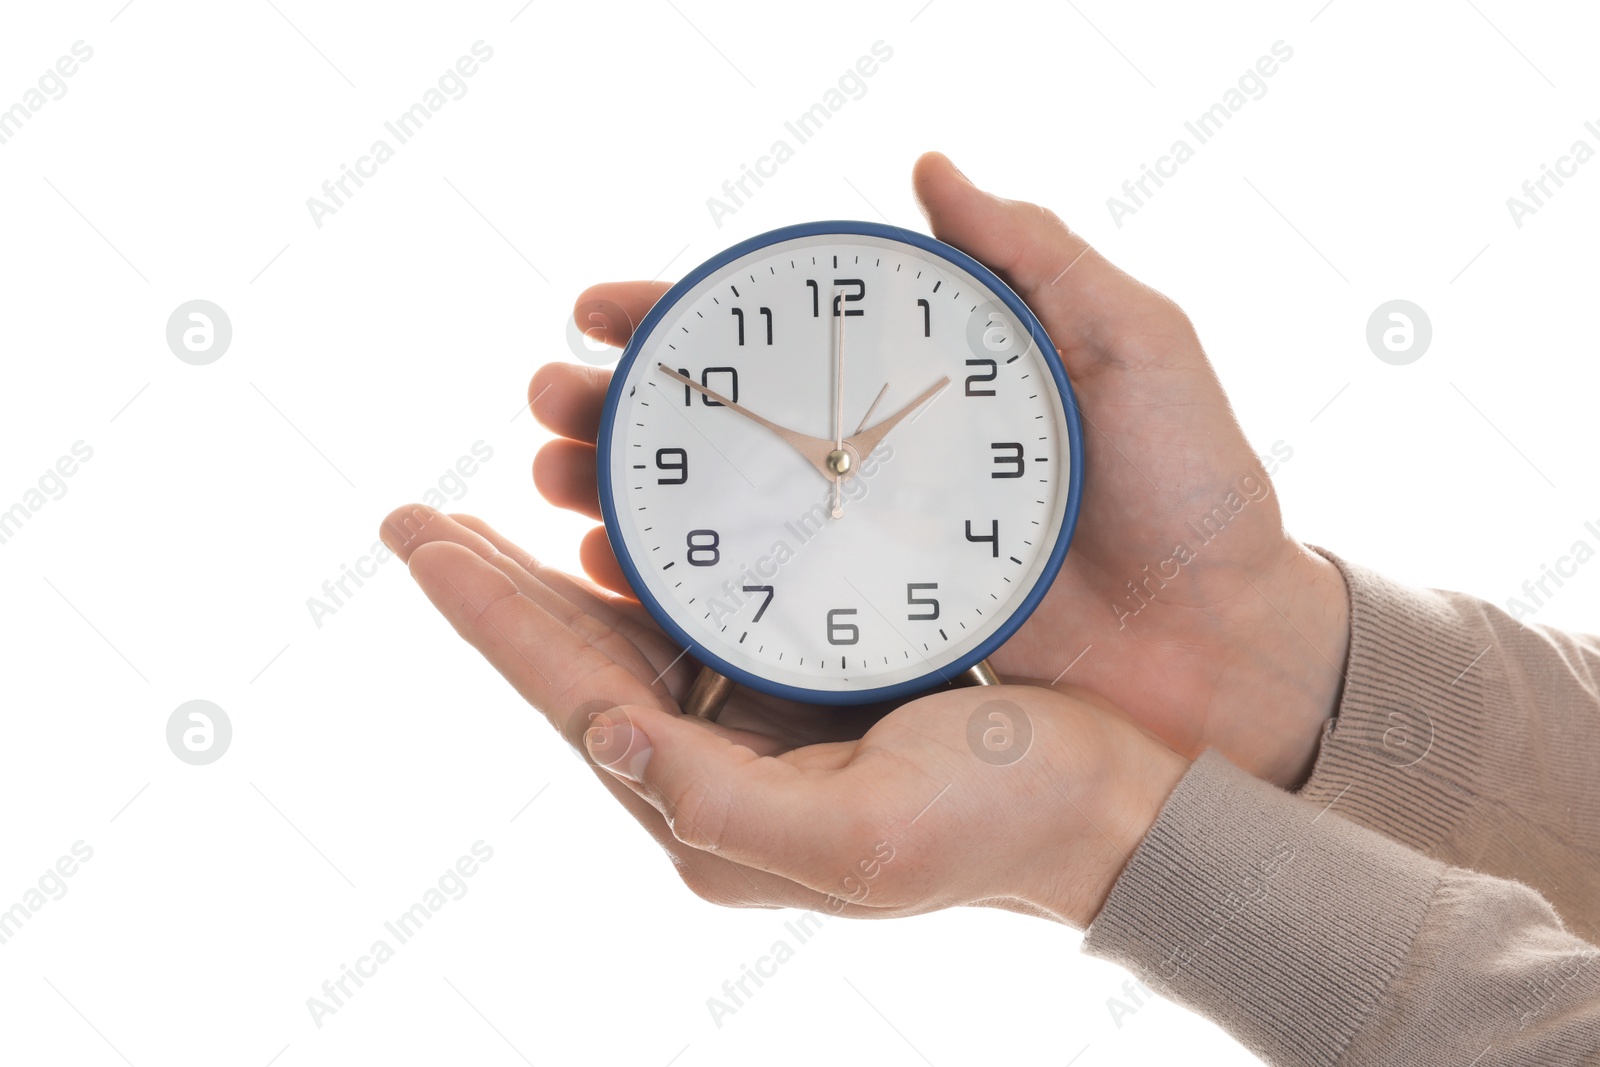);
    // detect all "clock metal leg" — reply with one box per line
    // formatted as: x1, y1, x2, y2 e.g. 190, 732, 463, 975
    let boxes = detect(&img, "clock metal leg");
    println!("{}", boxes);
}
956, 658, 1001, 688
683, 667, 735, 721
